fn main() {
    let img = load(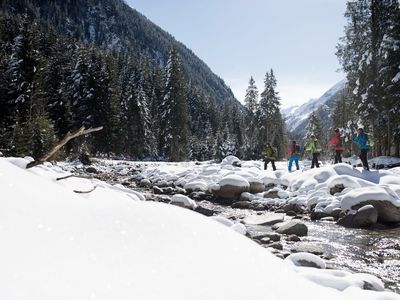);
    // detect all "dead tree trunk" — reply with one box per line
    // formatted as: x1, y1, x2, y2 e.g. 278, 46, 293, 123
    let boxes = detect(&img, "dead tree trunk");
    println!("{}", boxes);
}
26, 126, 103, 169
